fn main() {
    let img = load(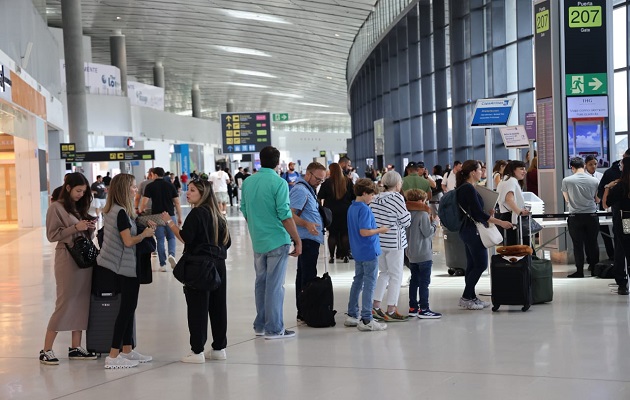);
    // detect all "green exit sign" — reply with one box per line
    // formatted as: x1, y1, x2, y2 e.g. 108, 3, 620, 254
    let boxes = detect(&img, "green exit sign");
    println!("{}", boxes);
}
273, 113, 289, 121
